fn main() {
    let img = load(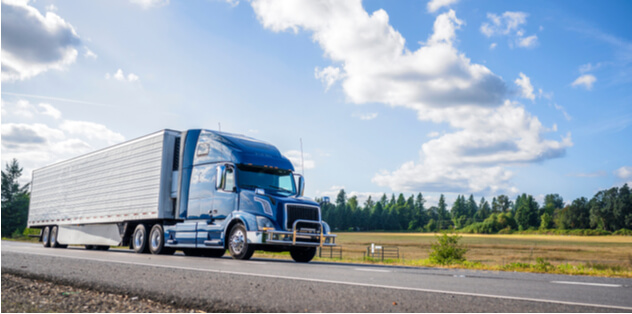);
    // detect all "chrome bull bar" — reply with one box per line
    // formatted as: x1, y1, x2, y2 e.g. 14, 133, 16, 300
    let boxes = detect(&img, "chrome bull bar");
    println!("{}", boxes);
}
264, 219, 337, 247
